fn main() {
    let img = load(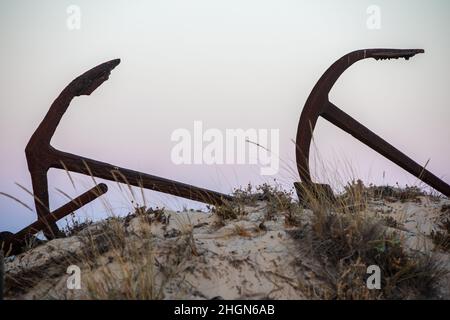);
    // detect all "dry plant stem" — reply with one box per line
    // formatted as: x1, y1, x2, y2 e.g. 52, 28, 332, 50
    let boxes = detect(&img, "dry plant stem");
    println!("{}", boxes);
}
0, 250, 4, 300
